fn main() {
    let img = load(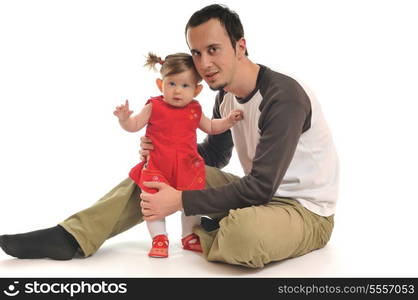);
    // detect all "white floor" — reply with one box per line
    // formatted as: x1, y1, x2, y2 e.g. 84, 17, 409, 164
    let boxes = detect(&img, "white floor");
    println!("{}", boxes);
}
0, 227, 355, 278
1, 207, 417, 278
